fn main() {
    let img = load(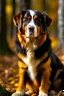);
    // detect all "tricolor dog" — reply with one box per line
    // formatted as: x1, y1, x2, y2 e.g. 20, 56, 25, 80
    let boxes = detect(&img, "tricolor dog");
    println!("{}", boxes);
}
12, 9, 64, 96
